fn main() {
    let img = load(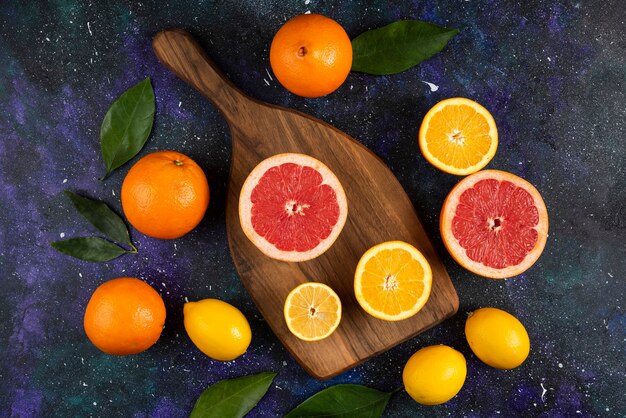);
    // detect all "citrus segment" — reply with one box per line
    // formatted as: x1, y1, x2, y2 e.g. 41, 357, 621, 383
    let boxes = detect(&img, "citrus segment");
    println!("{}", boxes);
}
354, 241, 432, 321
239, 153, 348, 262
441, 170, 548, 279
284, 282, 342, 341
419, 97, 498, 175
